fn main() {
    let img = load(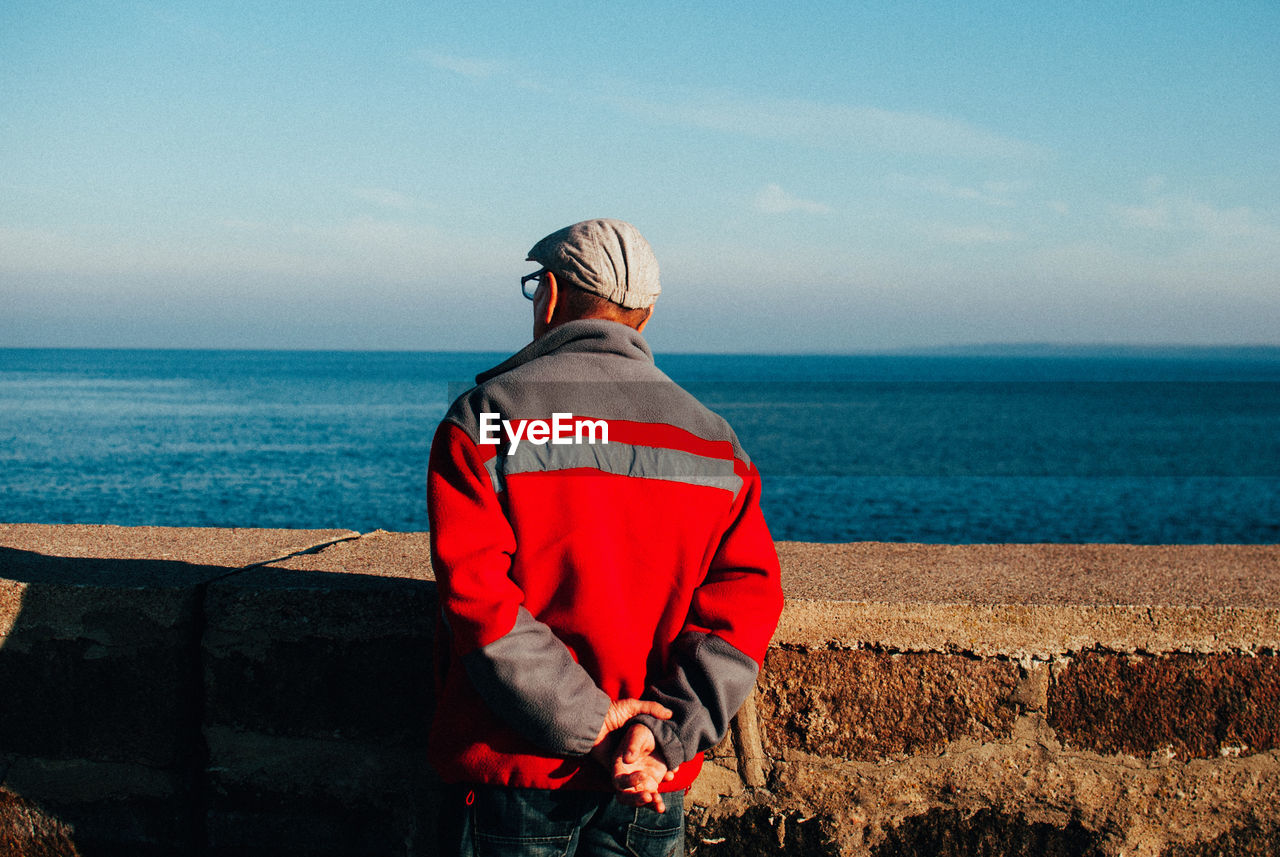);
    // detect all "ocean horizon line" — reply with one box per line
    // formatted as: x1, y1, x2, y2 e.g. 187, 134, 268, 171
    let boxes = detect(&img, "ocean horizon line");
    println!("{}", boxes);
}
5, 343, 1280, 359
